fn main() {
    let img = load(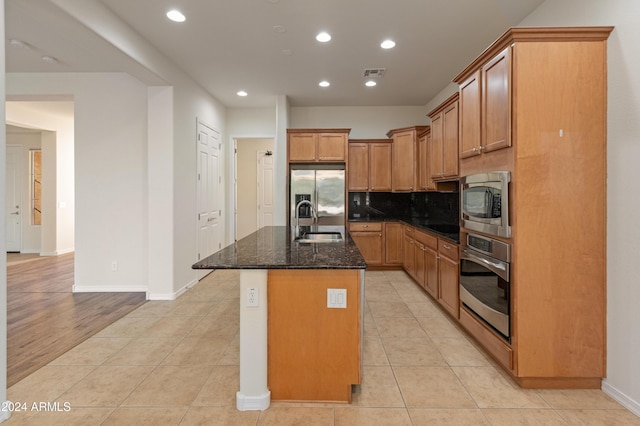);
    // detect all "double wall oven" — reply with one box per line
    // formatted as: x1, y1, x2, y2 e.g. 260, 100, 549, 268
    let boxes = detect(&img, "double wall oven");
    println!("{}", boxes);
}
459, 171, 511, 342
